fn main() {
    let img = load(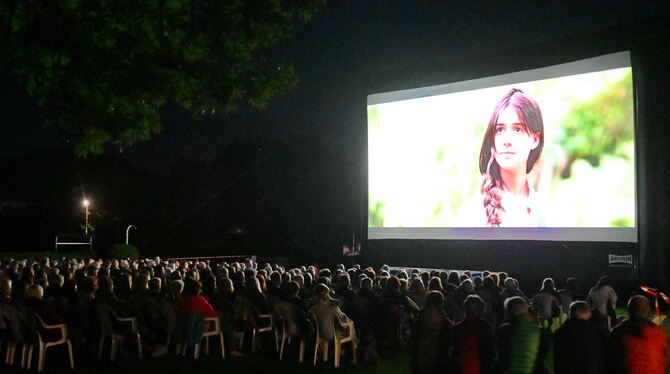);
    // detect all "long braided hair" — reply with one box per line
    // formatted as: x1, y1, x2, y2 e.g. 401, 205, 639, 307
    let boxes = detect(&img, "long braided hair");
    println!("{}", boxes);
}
478, 88, 544, 227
